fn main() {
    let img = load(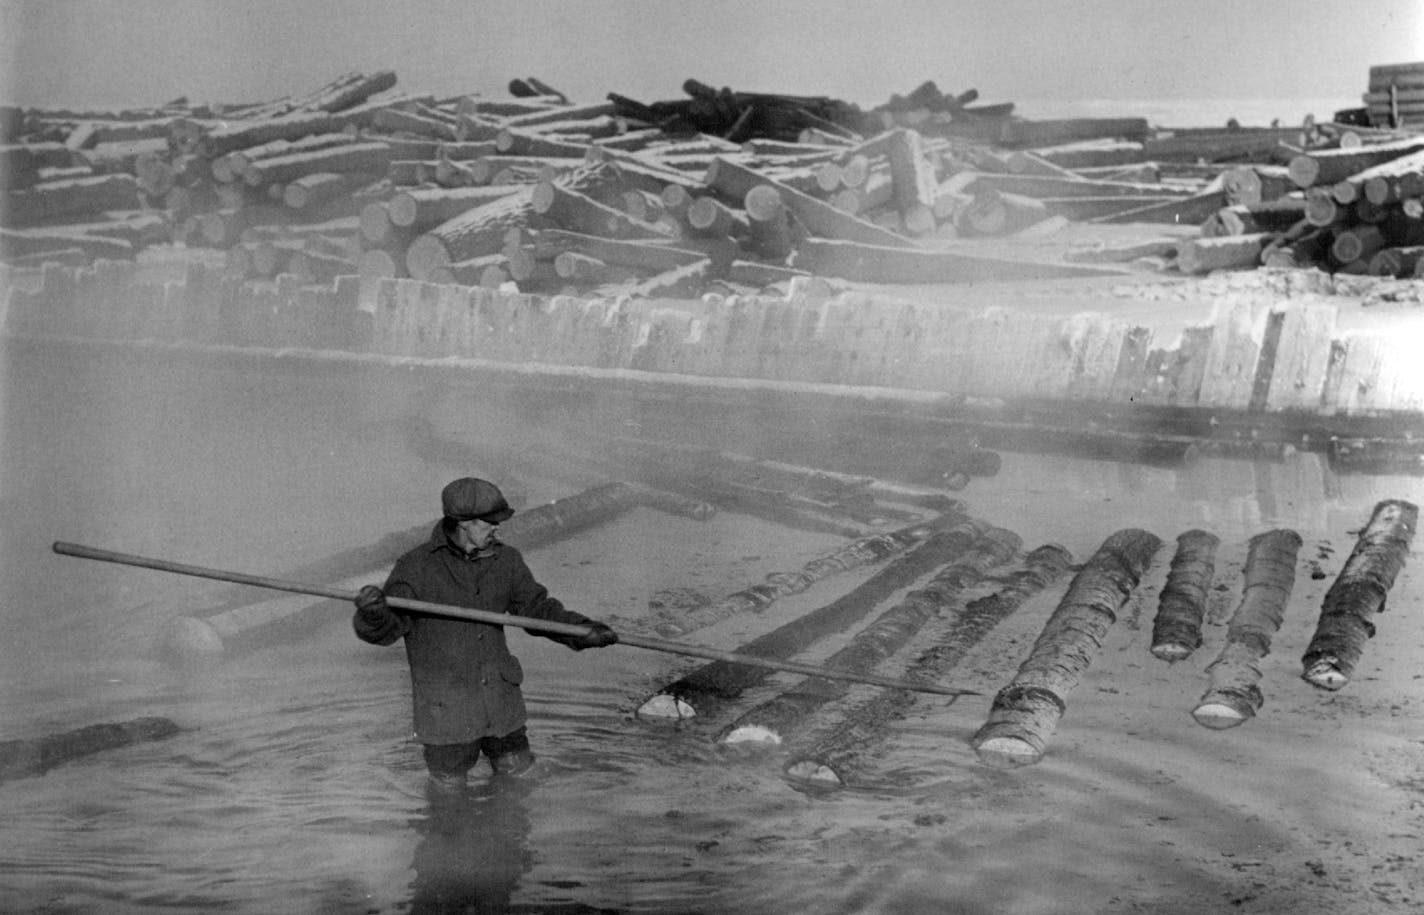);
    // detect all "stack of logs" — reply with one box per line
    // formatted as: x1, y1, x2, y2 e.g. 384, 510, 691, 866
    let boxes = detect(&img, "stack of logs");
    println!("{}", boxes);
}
5, 69, 1424, 299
